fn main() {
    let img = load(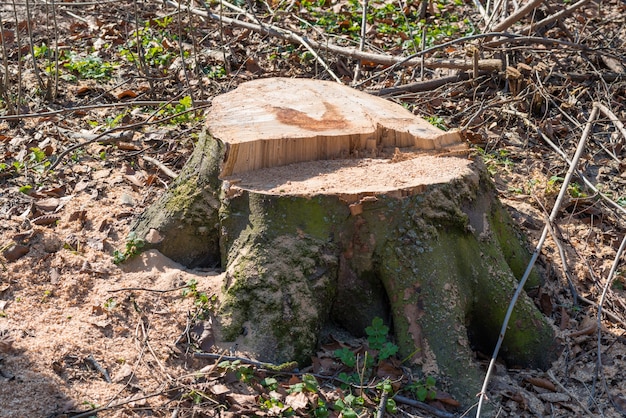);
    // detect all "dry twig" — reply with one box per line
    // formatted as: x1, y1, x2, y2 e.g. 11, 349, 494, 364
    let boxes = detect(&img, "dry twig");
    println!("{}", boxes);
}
476, 103, 601, 417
